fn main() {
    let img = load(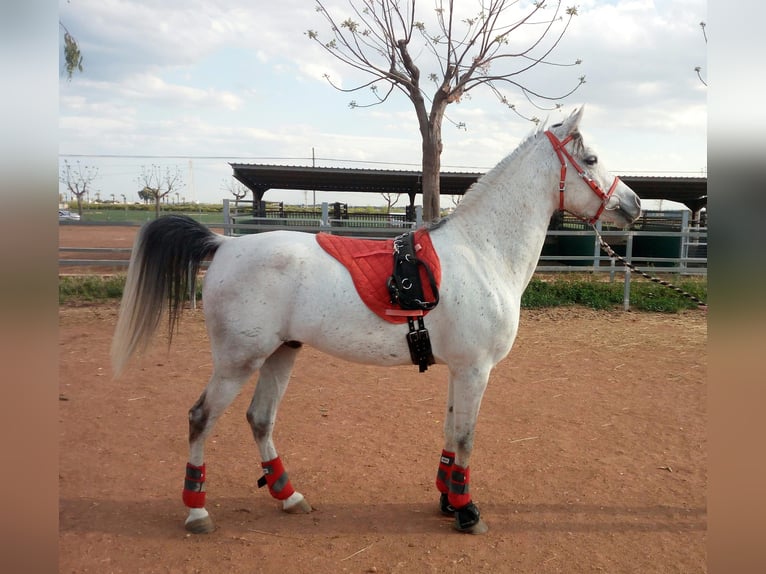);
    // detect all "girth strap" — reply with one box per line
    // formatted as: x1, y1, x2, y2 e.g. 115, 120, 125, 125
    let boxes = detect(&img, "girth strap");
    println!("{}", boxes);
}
387, 232, 440, 311
387, 231, 440, 372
